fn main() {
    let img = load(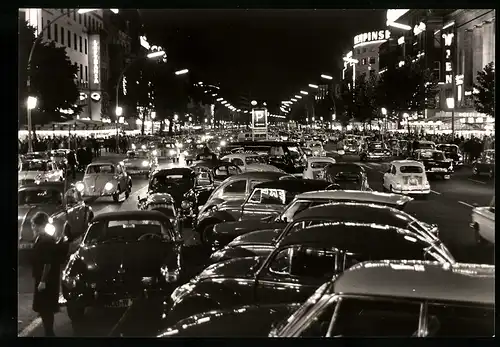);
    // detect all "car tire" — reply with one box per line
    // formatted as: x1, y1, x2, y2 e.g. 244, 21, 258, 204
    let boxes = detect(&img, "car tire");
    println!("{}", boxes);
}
67, 303, 85, 323
472, 166, 480, 176
200, 222, 218, 245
